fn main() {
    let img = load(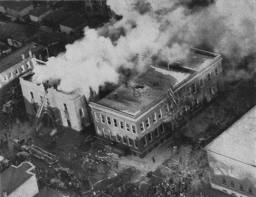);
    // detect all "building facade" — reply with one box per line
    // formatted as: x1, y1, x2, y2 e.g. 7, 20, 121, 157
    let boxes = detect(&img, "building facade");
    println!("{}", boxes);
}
90, 49, 222, 157
20, 73, 90, 132
0, 43, 48, 105
206, 106, 256, 197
